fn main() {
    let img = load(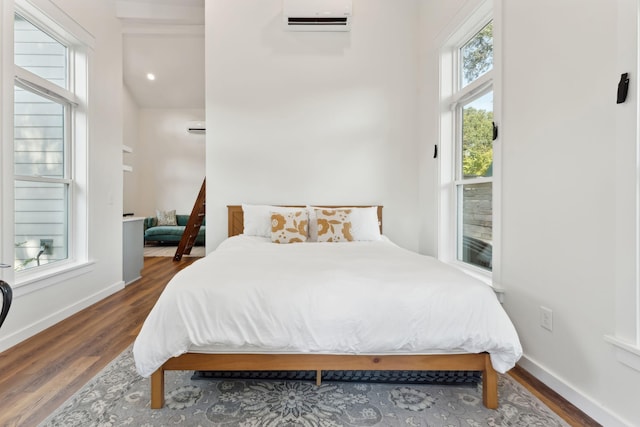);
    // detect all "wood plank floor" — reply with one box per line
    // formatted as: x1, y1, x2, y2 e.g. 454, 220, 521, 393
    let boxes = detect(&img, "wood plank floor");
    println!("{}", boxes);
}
0, 257, 198, 427
0, 256, 600, 427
